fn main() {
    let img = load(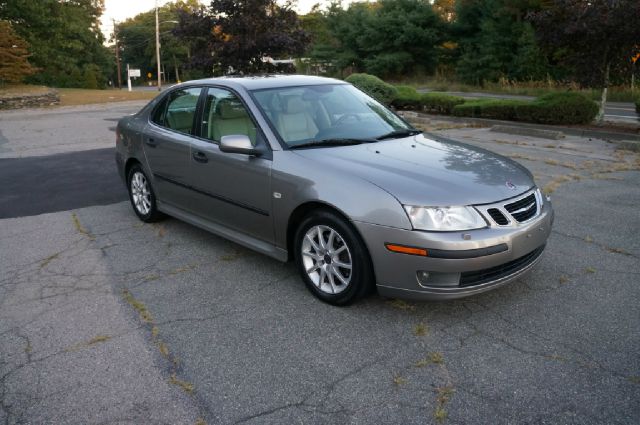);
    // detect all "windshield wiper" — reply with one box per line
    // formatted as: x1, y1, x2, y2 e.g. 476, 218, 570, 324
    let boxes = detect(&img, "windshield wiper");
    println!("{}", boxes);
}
376, 129, 422, 140
289, 138, 376, 149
